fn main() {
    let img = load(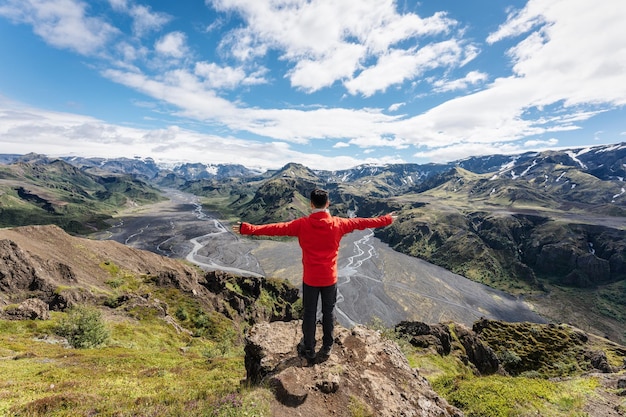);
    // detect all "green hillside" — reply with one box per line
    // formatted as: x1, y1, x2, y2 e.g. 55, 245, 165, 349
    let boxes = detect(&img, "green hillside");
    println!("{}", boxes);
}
0, 158, 164, 234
